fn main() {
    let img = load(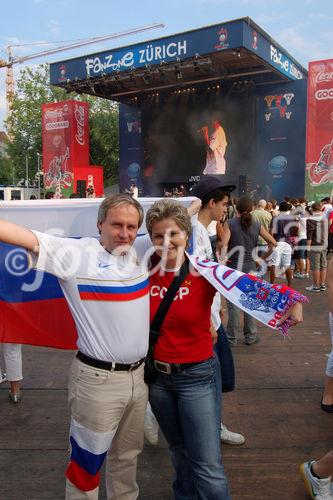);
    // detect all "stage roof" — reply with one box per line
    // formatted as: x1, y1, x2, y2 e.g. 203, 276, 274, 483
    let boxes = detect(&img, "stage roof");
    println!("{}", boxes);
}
50, 17, 307, 104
